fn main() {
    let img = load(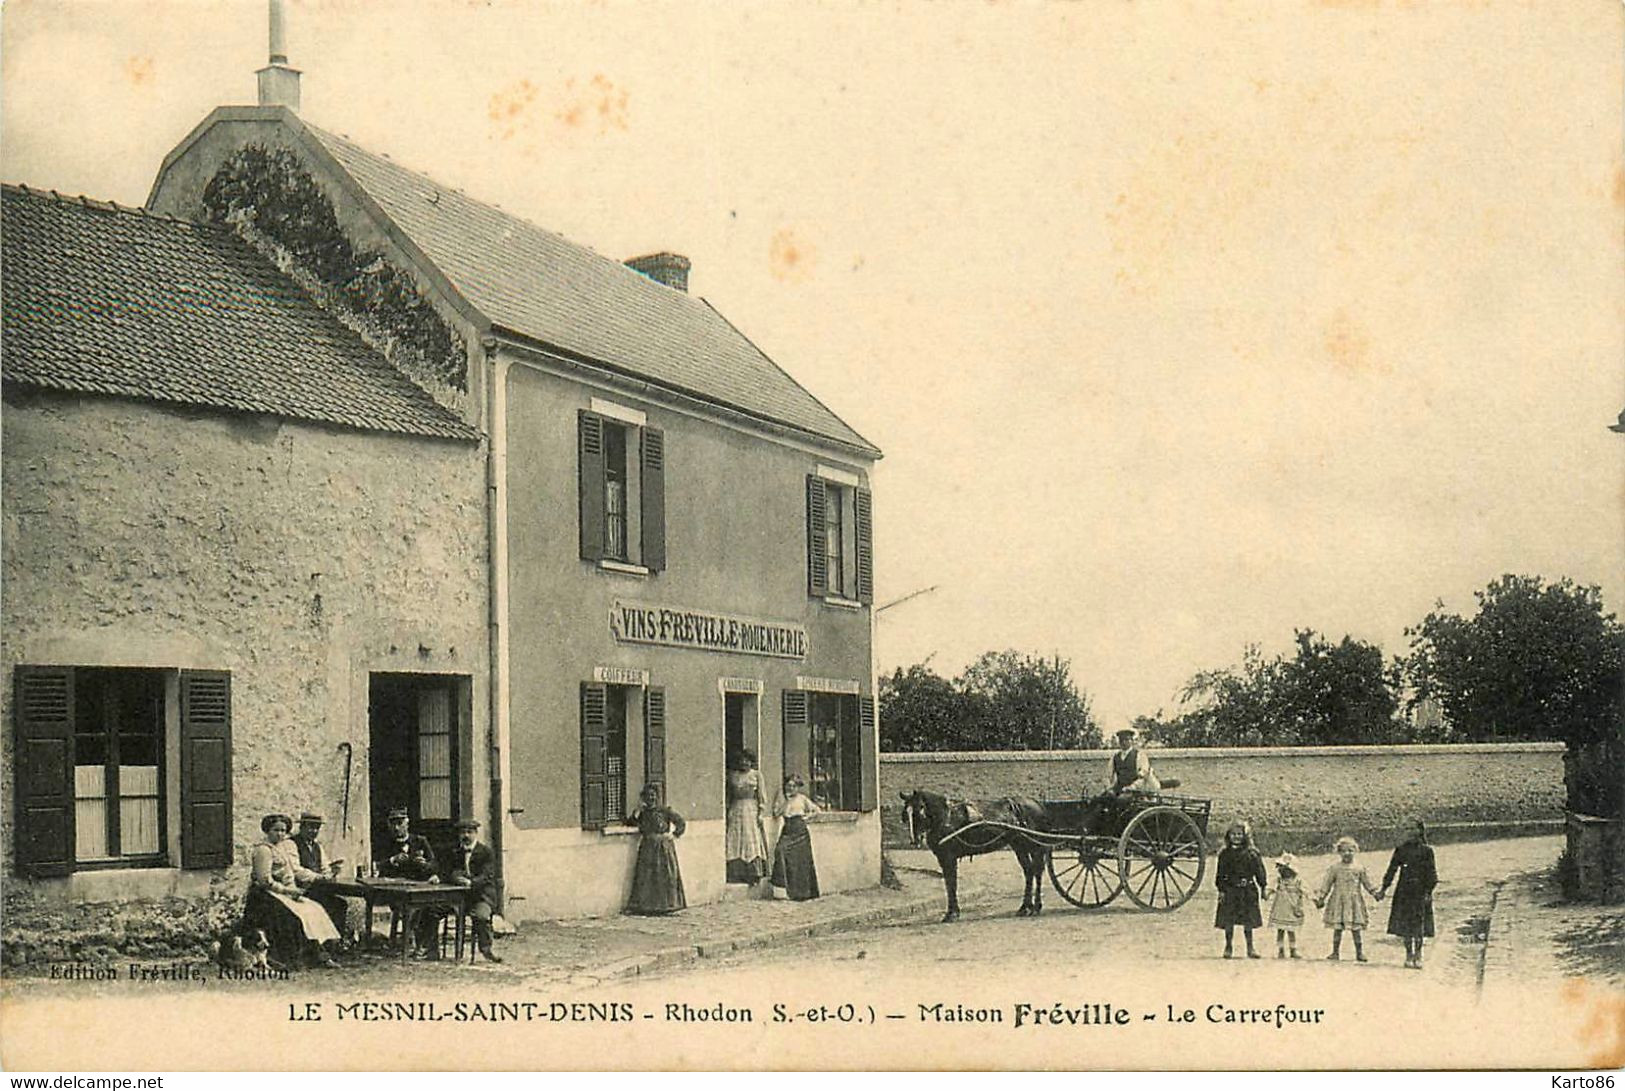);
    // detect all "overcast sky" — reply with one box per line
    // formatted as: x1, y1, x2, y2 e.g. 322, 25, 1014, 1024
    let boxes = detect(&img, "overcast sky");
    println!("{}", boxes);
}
4, 0, 1621, 728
